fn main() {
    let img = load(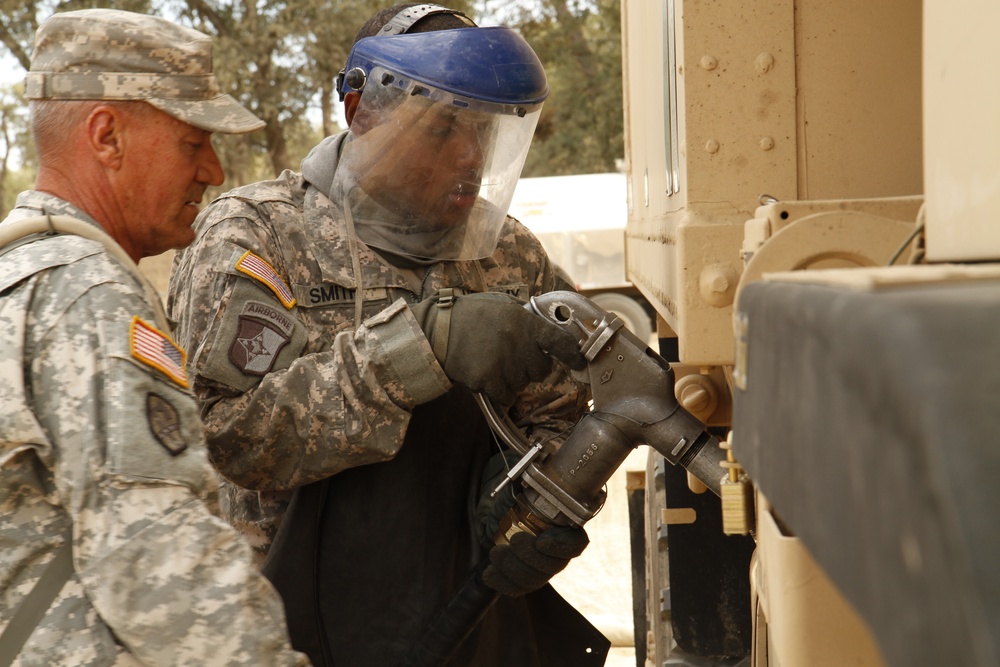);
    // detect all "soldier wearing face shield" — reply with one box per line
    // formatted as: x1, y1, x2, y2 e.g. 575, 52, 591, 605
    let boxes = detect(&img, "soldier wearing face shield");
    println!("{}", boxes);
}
167, 4, 609, 666
334, 39, 539, 263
